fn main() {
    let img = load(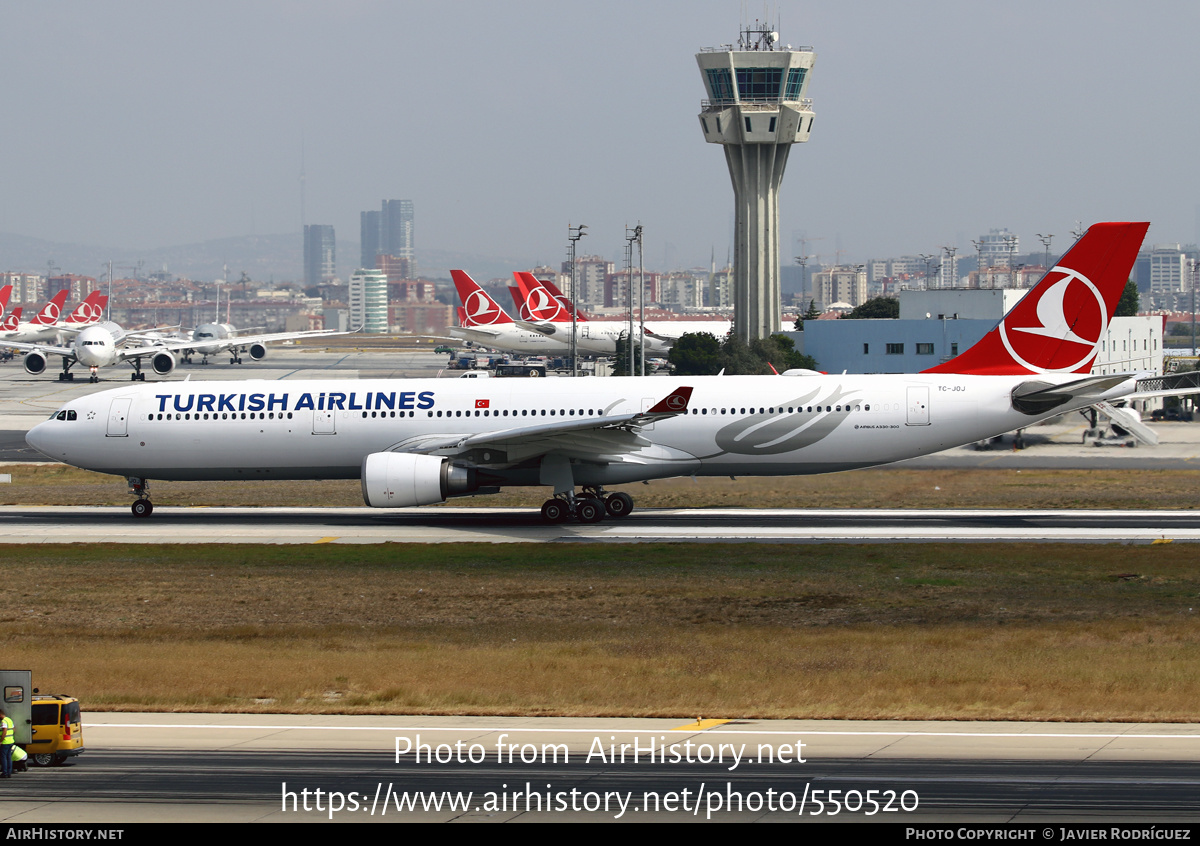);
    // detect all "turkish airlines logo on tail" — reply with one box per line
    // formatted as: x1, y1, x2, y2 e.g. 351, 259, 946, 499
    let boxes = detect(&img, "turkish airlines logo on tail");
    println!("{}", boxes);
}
999, 265, 1108, 374
68, 302, 103, 323
524, 286, 560, 321
464, 290, 502, 326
